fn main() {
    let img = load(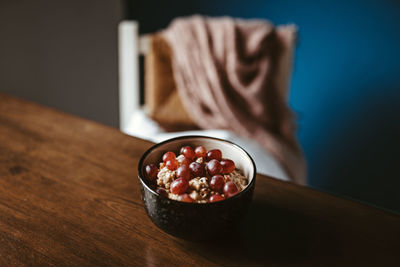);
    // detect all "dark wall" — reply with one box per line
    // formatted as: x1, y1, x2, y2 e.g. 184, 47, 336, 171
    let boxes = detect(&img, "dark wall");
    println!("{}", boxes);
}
129, 0, 400, 212
0, 0, 122, 127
